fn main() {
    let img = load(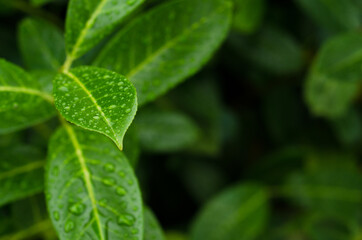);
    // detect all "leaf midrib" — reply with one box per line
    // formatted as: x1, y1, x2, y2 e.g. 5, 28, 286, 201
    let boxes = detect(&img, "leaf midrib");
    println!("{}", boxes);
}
68, 0, 107, 59
120, 2, 230, 79
64, 71, 119, 146
0, 86, 53, 103
0, 160, 44, 181
63, 123, 105, 240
